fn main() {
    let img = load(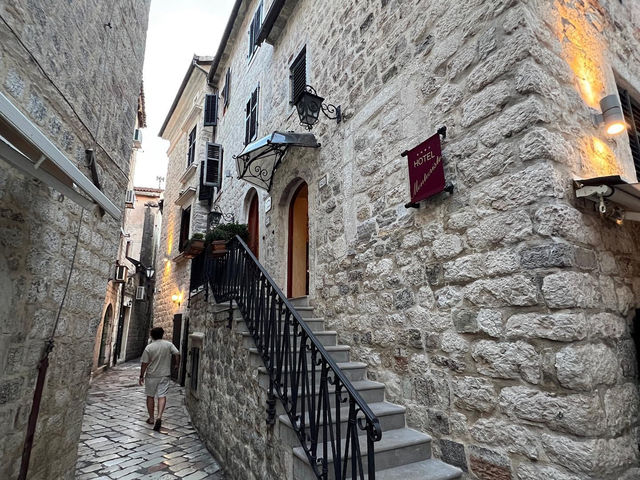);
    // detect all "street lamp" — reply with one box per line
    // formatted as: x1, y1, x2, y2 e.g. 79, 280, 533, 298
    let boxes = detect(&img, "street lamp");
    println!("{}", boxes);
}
294, 85, 341, 130
208, 205, 235, 229
145, 266, 155, 279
